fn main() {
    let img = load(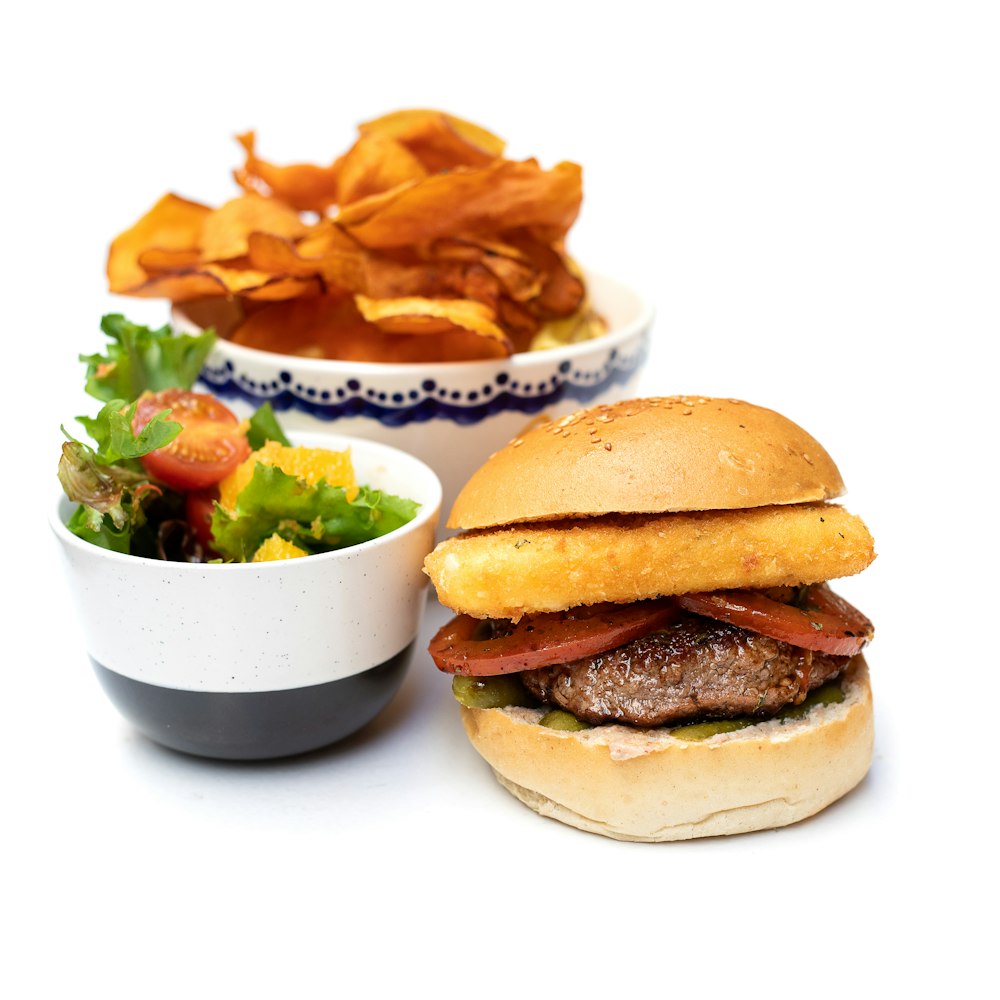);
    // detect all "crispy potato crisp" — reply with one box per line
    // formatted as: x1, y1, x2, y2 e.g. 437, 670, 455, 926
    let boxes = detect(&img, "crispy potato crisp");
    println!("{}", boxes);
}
107, 110, 607, 361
